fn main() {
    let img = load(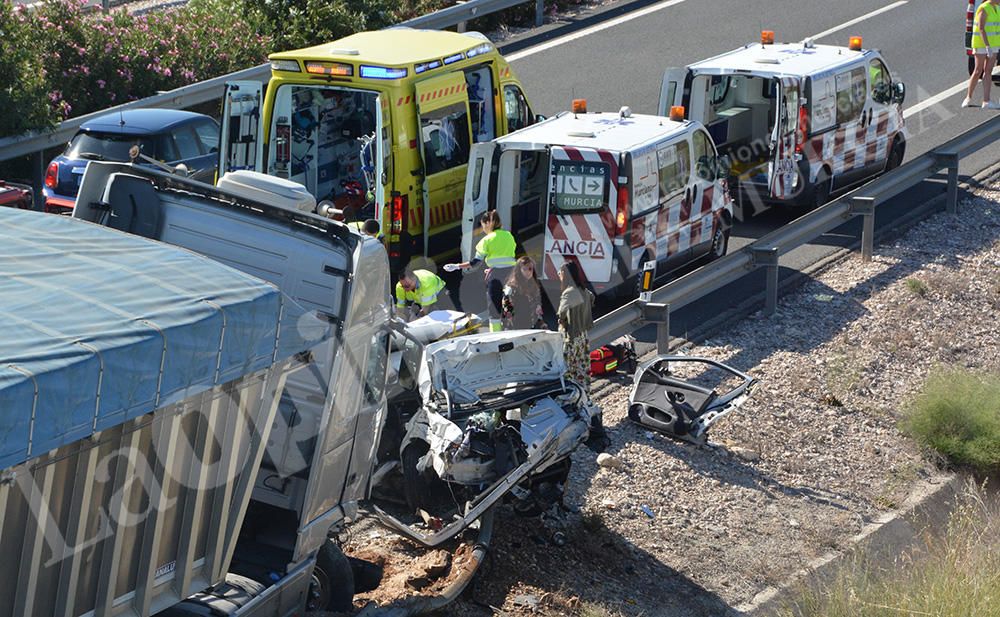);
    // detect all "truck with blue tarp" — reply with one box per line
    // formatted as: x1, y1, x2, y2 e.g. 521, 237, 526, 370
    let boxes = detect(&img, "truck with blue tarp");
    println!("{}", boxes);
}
0, 197, 390, 615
